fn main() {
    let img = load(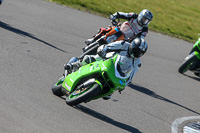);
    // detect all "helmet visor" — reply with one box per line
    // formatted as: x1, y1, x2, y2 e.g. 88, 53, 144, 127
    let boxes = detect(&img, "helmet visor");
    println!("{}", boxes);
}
142, 17, 150, 25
